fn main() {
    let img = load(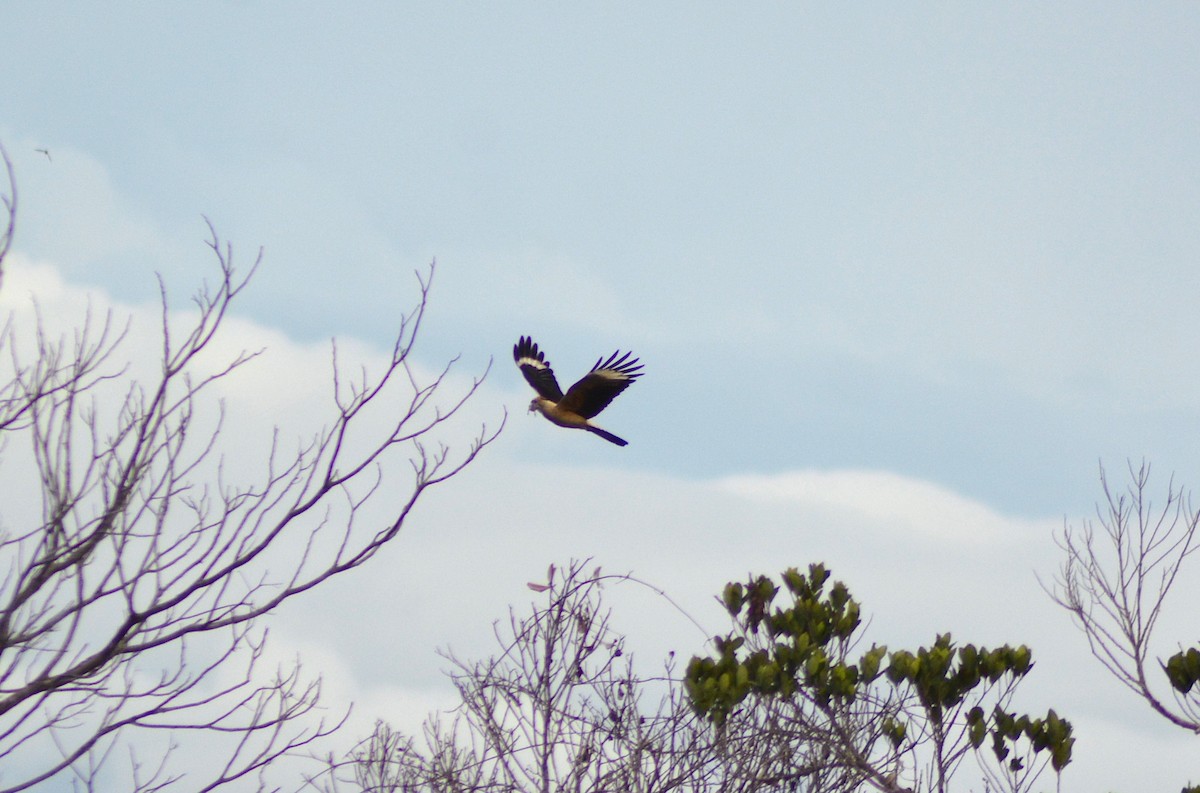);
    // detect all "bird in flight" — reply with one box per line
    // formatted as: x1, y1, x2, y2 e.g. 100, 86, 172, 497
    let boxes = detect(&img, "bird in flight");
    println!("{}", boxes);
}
34, 148, 51, 161
514, 336, 643, 446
